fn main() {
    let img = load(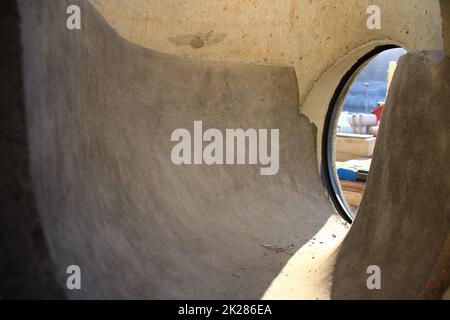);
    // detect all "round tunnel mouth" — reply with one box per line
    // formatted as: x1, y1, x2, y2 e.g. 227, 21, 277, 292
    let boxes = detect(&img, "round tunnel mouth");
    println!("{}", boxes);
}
321, 44, 402, 224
